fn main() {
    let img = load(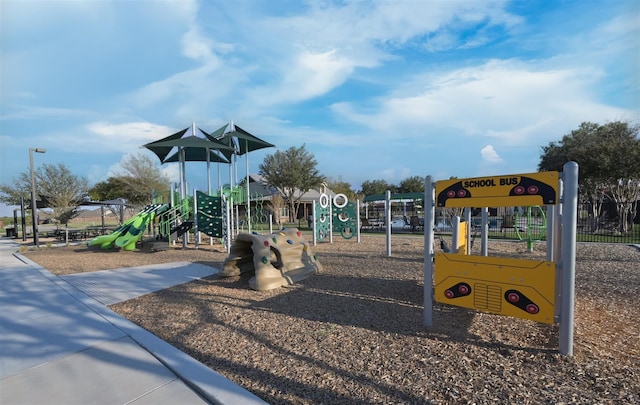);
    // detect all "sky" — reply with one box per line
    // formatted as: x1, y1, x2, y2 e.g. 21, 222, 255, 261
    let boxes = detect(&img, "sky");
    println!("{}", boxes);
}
1, 0, 639, 216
